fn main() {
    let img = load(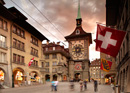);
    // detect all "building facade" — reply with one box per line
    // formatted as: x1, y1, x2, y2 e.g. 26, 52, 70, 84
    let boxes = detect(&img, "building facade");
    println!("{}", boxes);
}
0, 1, 16, 87
0, 1, 48, 88
42, 42, 69, 82
90, 59, 101, 82
100, 53, 116, 85
65, 2, 92, 81
106, 0, 130, 92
